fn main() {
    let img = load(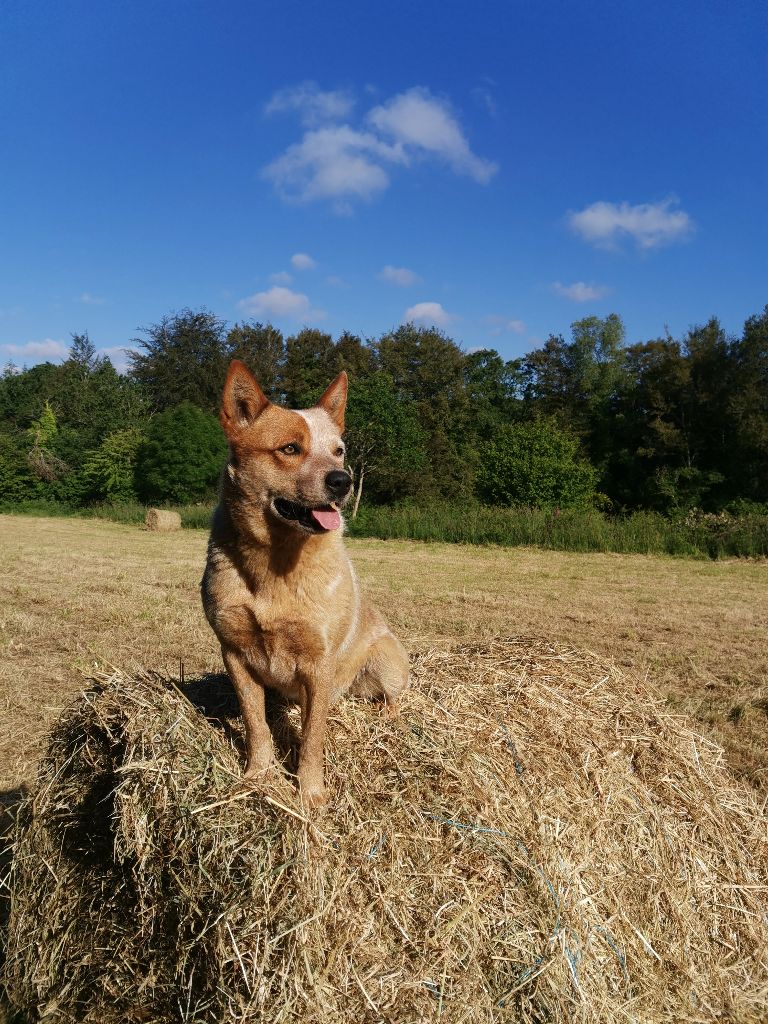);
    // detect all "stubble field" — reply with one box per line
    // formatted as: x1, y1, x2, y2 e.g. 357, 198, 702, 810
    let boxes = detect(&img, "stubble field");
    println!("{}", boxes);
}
1, 513, 766, 803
